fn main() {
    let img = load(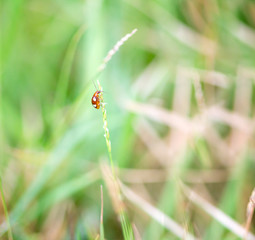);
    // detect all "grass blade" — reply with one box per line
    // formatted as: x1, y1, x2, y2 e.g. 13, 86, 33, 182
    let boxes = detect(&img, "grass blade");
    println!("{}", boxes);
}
121, 182, 197, 240
0, 178, 13, 240
54, 25, 87, 108
181, 183, 255, 240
